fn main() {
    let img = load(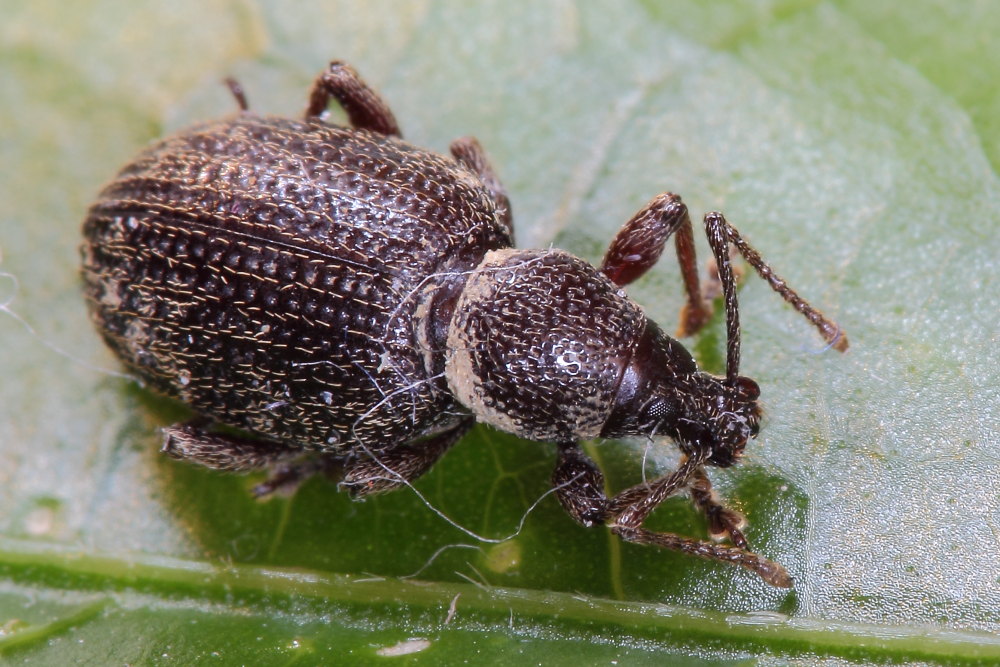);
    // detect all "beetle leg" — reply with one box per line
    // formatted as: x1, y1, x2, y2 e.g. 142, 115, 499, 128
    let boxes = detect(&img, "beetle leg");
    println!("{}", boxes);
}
164, 417, 472, 498
551, 443, 611, 527
162, 419, 341, 497
612, 525, 791, 587
305, 61, 401, 137
599, 193, 712, 337
162, 418, 303, 472
687, 466, 748, 548
551, 443, 791, 587
450, 137, 514, 241
340, 418, 474, 497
